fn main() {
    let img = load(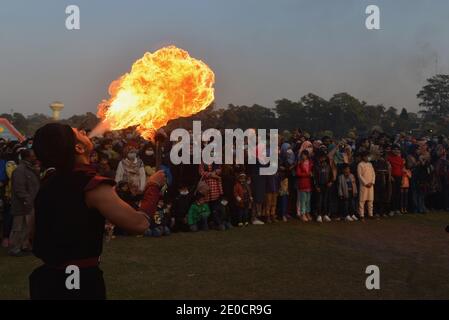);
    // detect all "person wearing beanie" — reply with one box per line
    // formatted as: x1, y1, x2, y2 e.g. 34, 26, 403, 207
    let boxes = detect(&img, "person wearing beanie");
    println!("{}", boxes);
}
29, 123, 149, 300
